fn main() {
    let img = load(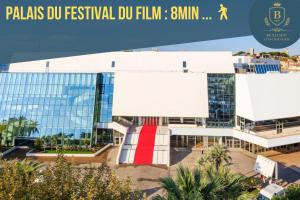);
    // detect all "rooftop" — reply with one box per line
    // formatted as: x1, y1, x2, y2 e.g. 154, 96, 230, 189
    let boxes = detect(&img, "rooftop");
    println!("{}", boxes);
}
9, 51, 234, 74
